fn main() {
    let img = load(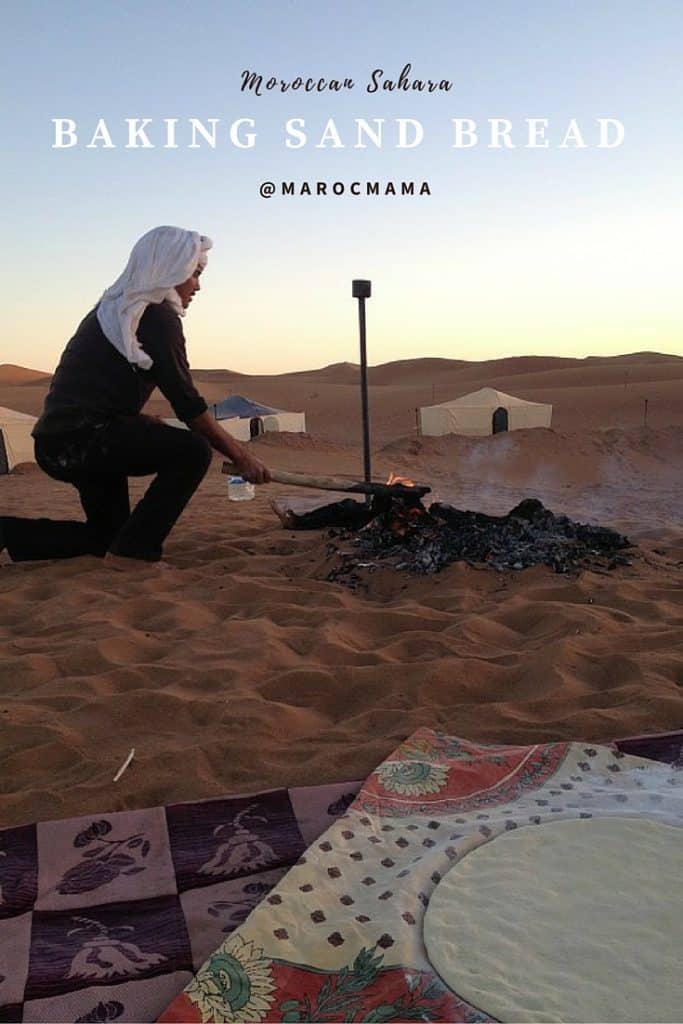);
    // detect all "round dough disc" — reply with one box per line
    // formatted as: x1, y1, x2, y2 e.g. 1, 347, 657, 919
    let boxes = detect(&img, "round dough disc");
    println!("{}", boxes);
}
423, 817, 682, 1023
